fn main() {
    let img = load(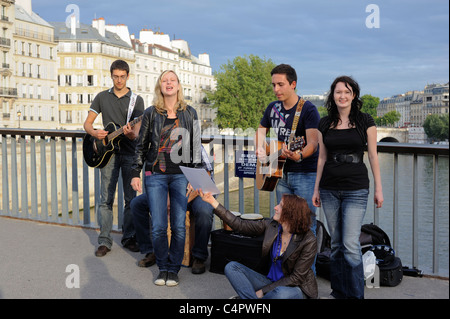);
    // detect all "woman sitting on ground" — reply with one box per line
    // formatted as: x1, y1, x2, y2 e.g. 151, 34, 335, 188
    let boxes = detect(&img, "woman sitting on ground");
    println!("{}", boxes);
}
198, 191, 318, 299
